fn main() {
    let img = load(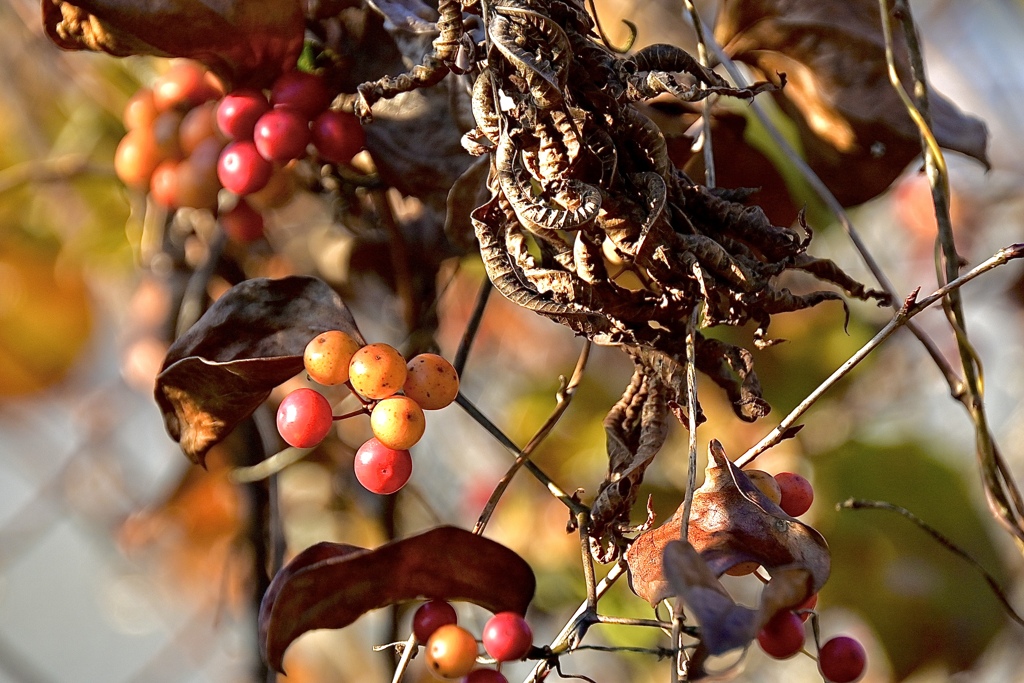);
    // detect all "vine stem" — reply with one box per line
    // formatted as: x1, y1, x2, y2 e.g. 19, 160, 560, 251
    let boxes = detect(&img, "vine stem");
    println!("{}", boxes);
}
474, 341, 591, 533
879, 0, 1024, 546
736, 243, 1024, 468
456, 392, 589, 516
